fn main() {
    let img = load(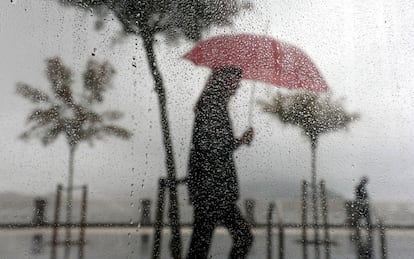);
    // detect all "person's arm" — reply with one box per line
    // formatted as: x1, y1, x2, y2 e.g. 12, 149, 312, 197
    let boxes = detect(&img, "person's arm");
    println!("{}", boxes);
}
237, 127, 254, 148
